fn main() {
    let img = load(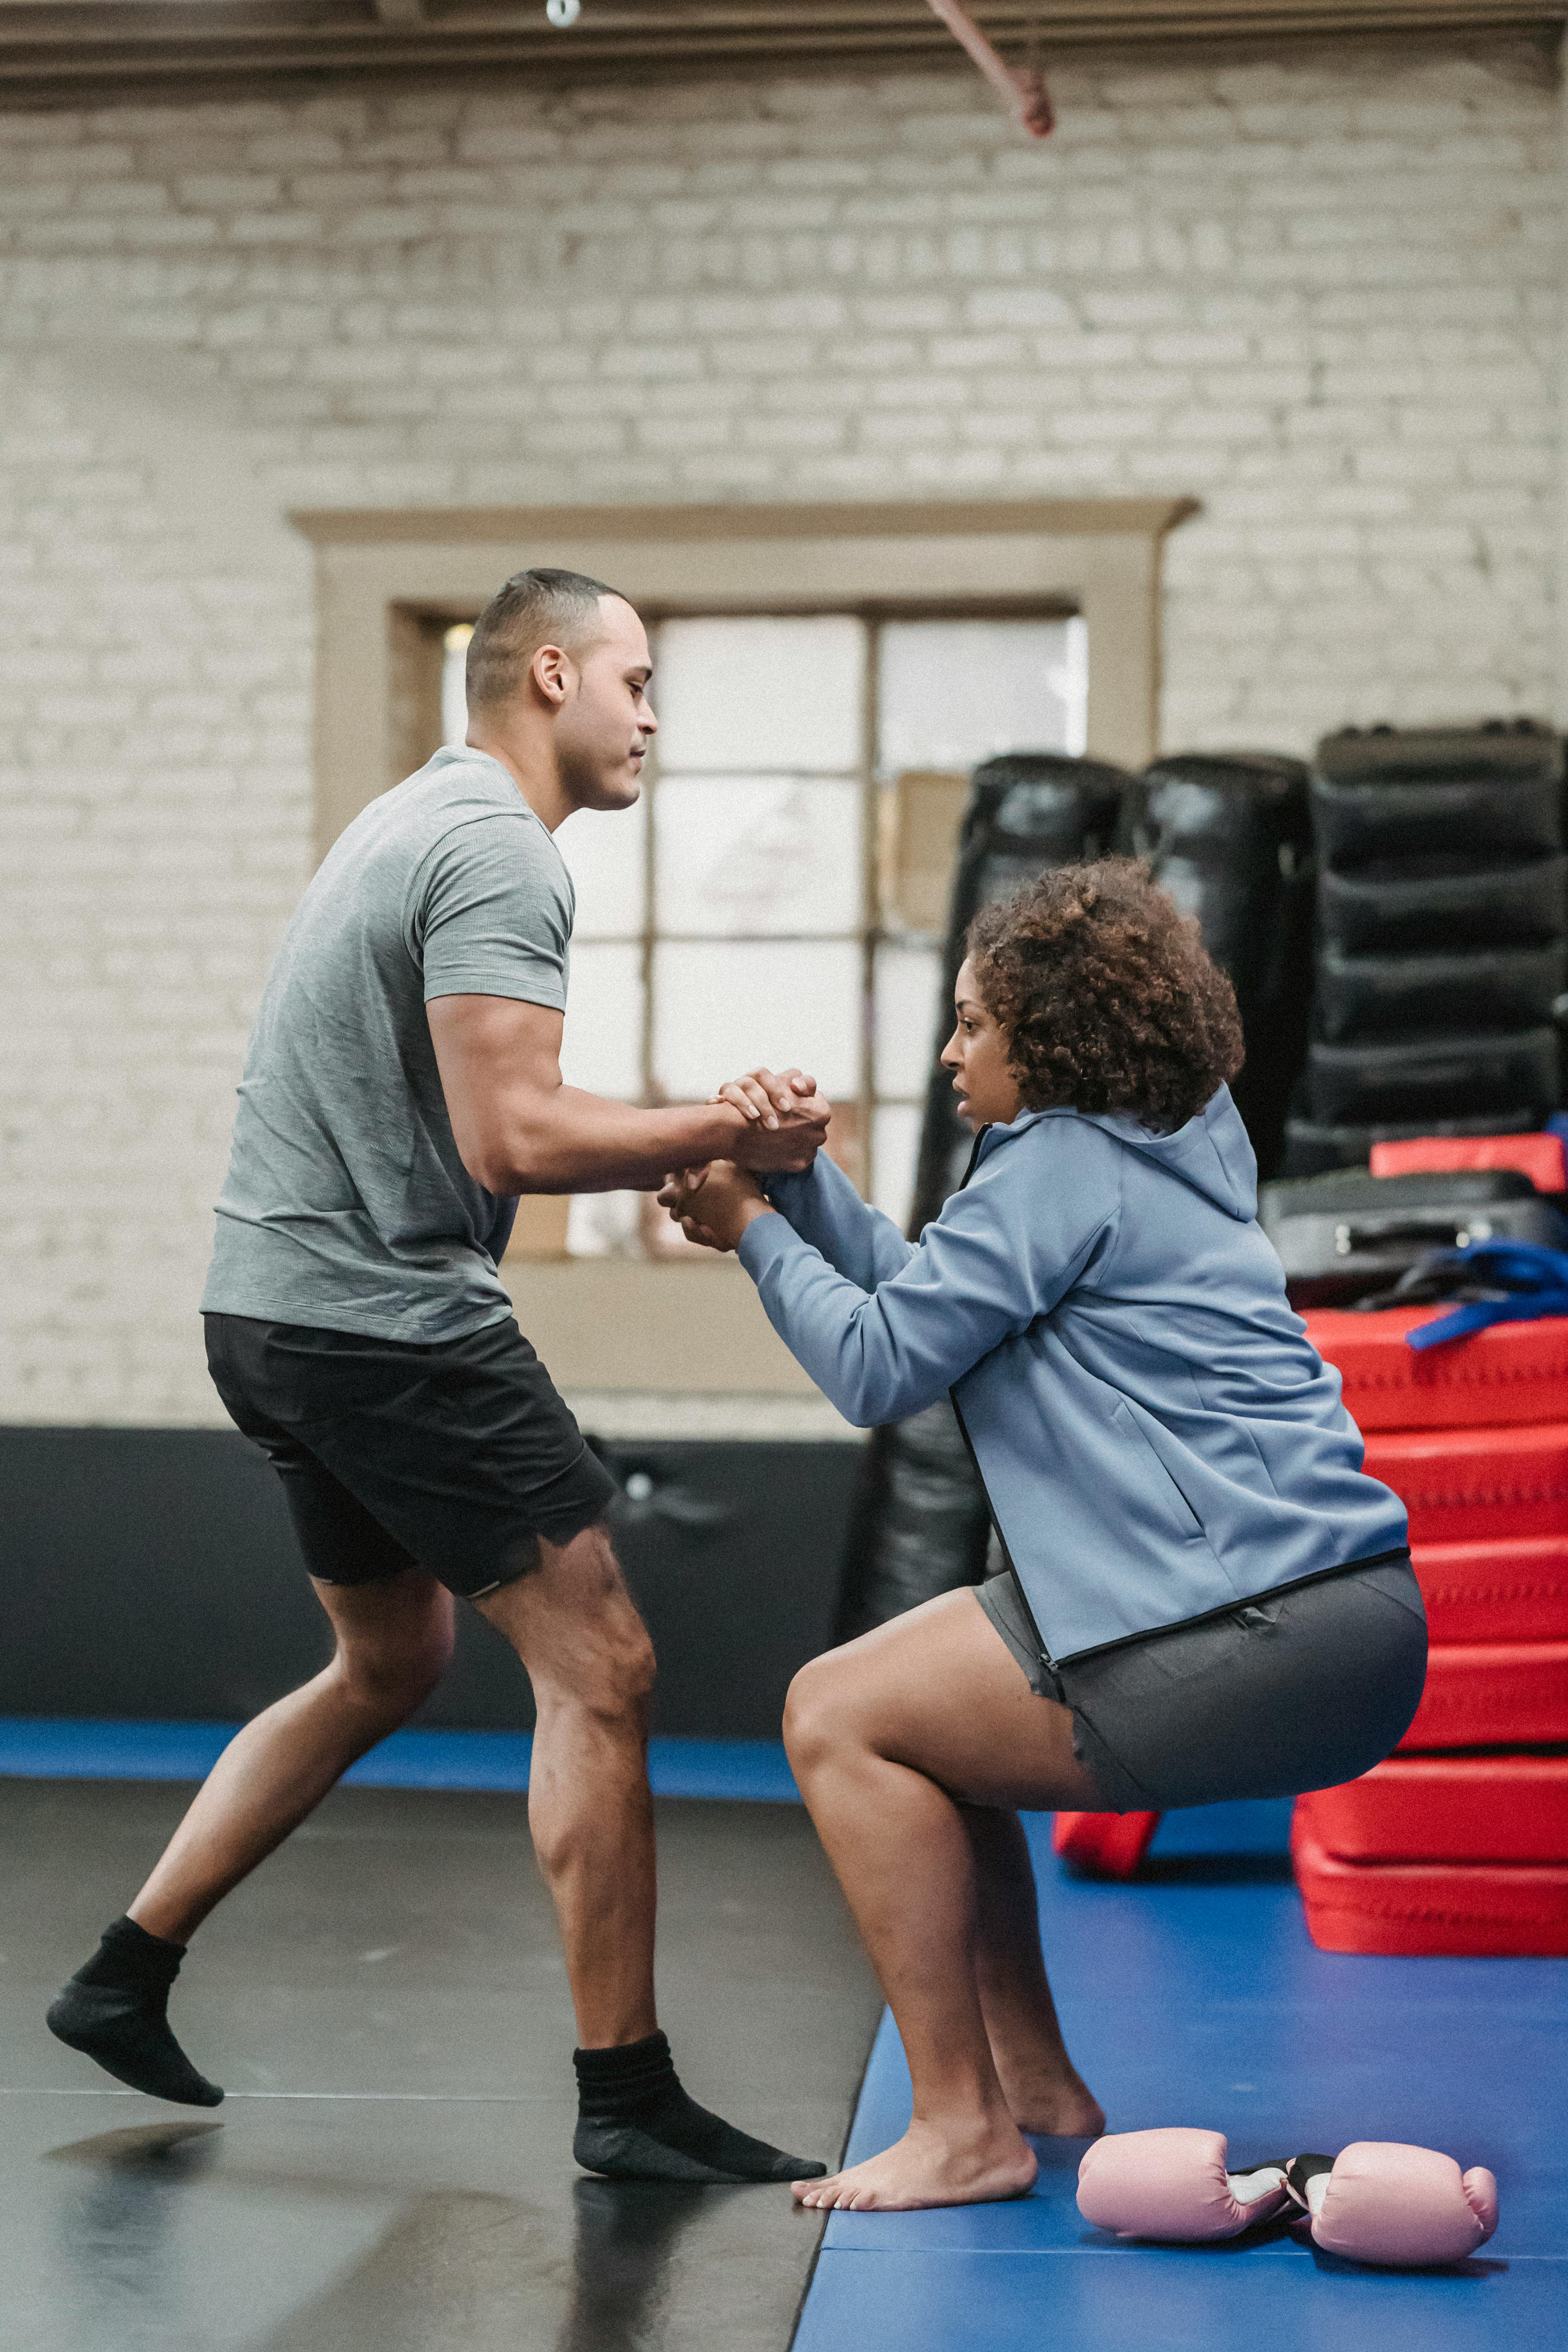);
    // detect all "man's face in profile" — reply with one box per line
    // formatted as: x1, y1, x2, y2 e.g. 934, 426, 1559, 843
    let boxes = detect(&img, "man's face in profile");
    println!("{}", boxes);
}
555, 595, 657, 814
